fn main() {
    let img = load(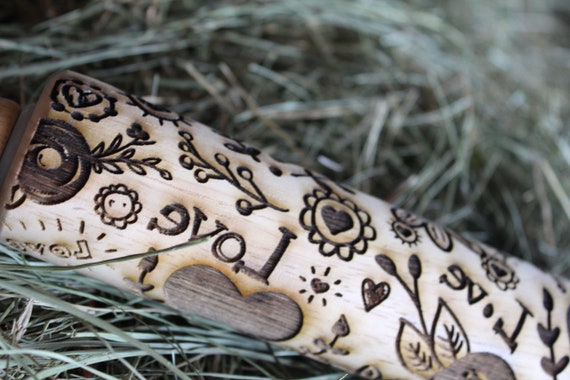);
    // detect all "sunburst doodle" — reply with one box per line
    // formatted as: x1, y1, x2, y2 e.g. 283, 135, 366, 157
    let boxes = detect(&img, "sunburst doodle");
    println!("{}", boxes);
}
298, 266, 342, 307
